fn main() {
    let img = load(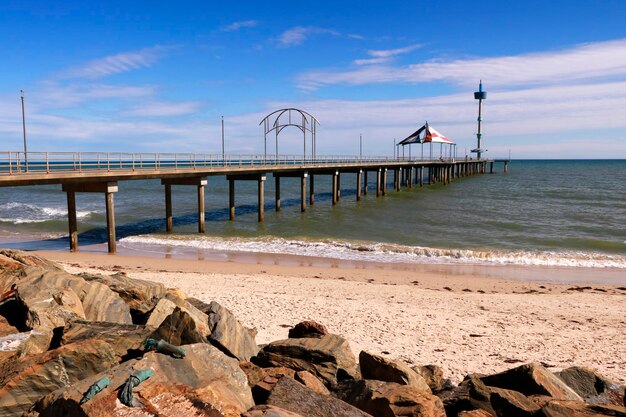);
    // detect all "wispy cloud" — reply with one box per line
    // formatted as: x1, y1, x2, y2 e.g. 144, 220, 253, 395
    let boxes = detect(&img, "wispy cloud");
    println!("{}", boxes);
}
298, 38, 626, 90
126, 100, 204, 117
278, 26, 340, 47
354, 43, 422, 65
61, 45, 171, 79
222, 20, 258, 32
